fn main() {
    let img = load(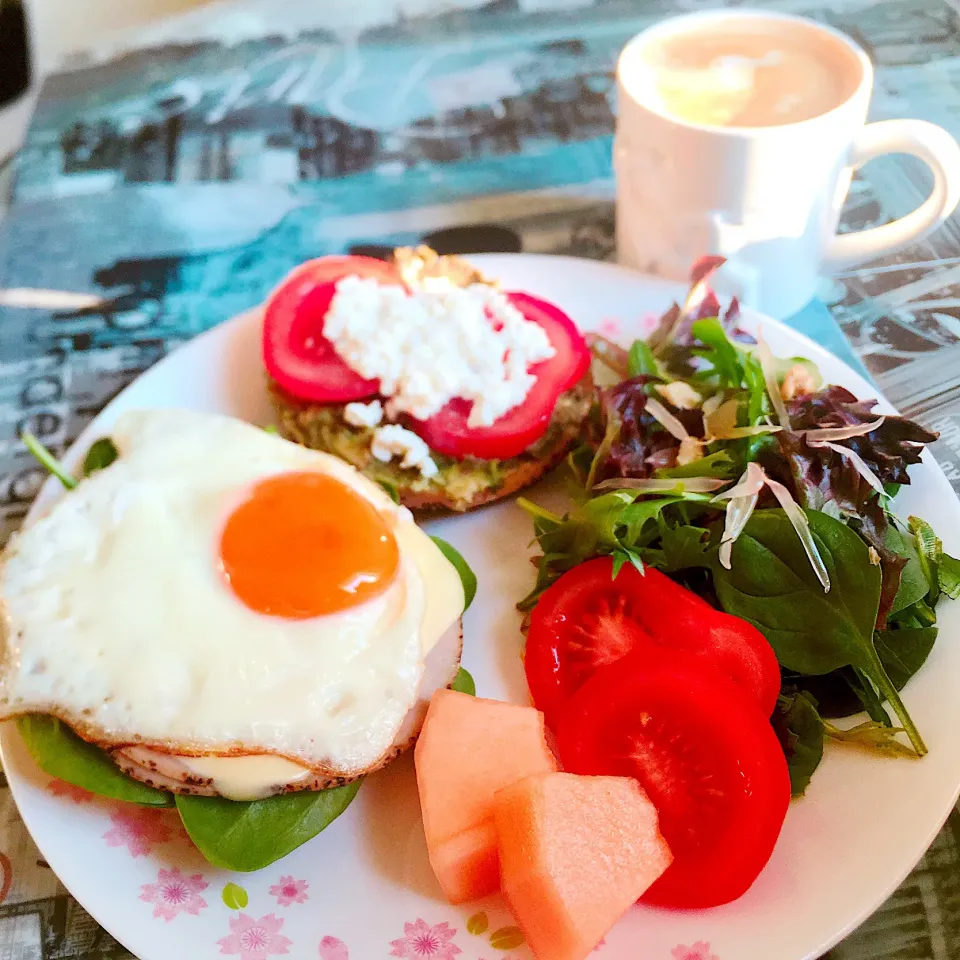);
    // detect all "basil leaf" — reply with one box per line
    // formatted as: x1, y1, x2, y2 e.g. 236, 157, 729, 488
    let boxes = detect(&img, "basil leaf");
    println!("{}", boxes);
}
772, 692, 824, 798
82, 437, 119, 477
713, 508, 926, 755
451, 667, 476, 696
21, 431, 77, 490
627, 341, 661, 378
176, 780, 361, 872
17, 715, 173, 807
430, 536, 477, 611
